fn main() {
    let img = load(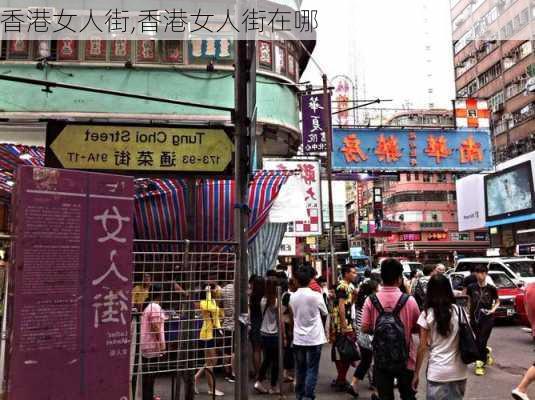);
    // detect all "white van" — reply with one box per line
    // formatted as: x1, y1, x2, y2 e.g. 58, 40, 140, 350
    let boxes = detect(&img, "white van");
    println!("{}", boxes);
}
454, 257, 535, 286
